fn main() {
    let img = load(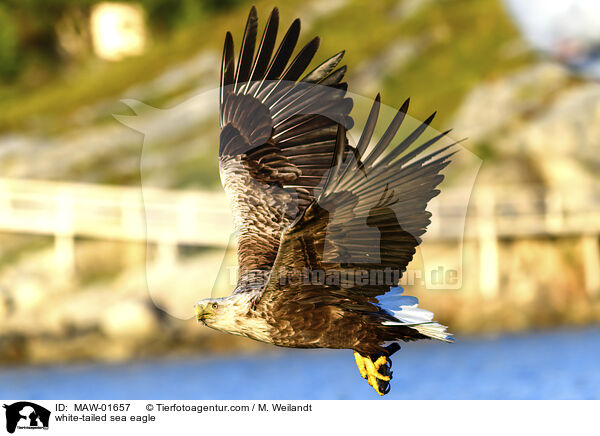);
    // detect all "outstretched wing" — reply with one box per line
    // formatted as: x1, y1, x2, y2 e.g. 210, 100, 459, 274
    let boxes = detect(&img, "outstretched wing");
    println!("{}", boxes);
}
219, 7, 354, 288
256, 95, 457, 313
